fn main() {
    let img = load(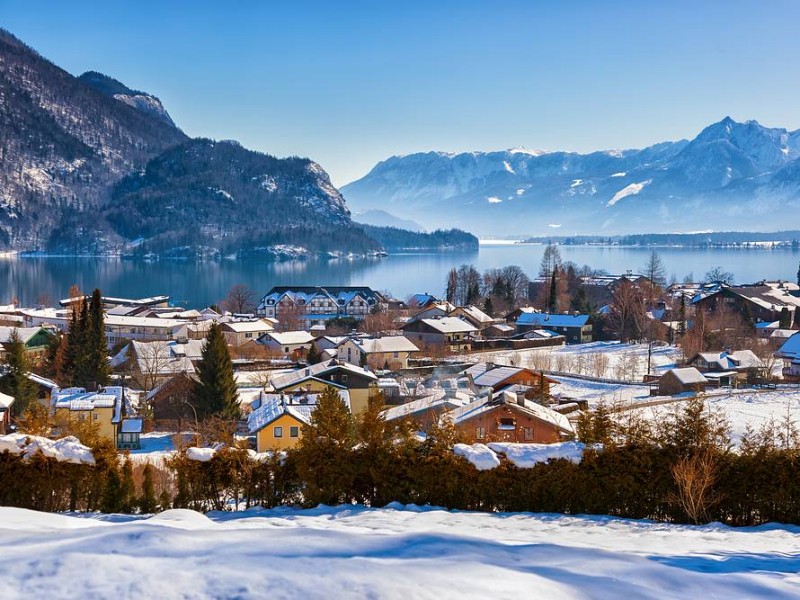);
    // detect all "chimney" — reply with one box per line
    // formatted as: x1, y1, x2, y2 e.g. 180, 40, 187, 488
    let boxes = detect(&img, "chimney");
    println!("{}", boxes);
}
516, 392, 525, 407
